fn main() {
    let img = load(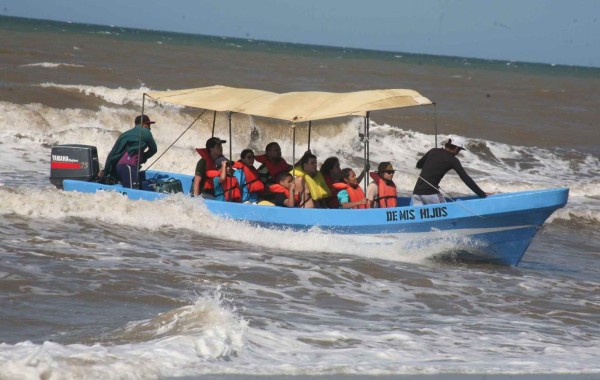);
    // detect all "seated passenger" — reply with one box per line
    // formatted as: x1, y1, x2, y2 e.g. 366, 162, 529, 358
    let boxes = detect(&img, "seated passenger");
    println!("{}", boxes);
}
213, 157, 242, 202
268, 172, 297, 207
232, 149, 264, 203
366, 161, 398, 208
193, 137, 226, 198
255, 142, 292, 186
320, 156, 342, 208
291, 152, 331, 208
334, 168, 368, 209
